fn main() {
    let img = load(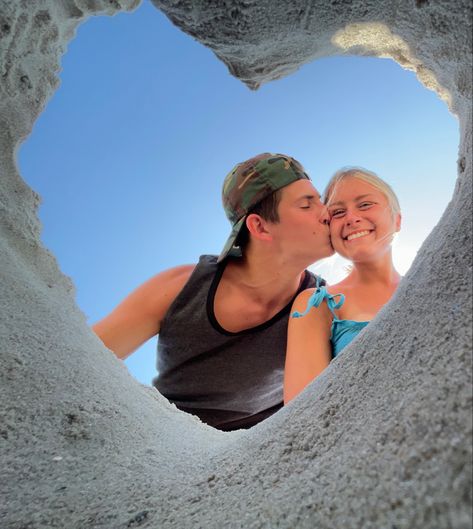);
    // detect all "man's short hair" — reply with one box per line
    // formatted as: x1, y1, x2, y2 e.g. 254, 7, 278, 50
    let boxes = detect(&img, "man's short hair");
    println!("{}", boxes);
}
234, 188, 283, 250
